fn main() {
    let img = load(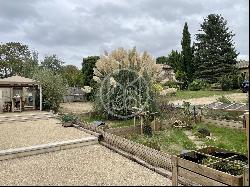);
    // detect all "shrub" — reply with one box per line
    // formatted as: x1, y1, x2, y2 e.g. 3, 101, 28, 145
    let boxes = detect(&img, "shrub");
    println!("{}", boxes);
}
93, 47, 161, 119
197, 127, 210, 138
152, 83, 164, 93
188, 79, 208, 91
220, 75, 233, 91
33, 68, 67, 112
164, 81, 180, 89
217, 95, 232, 104
59, 114, 78, 123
